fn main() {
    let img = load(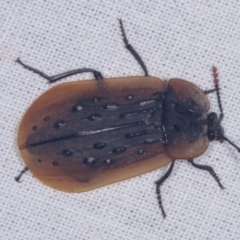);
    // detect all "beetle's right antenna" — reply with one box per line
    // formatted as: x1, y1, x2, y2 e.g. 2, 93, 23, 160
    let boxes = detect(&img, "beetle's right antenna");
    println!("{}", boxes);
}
118, 19, 148, 76
15, 167, 29, 182
203, 67, 223, 122
212, 66, 224, 122
209, 67, 240, 153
